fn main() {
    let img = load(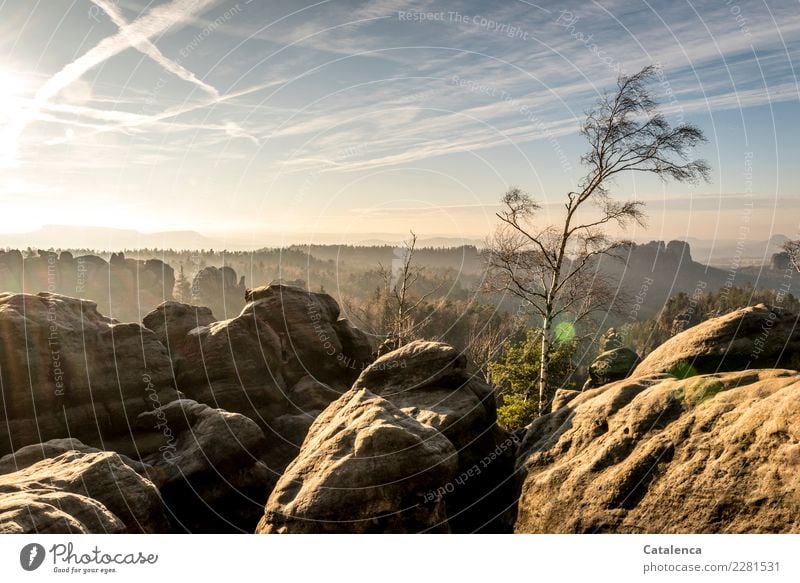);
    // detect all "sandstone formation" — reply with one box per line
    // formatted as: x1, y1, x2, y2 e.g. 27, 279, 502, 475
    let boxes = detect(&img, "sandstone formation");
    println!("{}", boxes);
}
257, 388, 458, 533
191, 265, 246, 320
0, 292, 180, 456
352, 341, 519, 532
0, 450, 169, 534
0, 249, 174, 323
0, 438, 148, 475
135, 399, 272, 533
585, 347, 641, 388
633, 304, 800, 377
516, 369, 800, 533
260, 341, 519, 533
141, 301, 215, 356
146, 285, 374, 474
